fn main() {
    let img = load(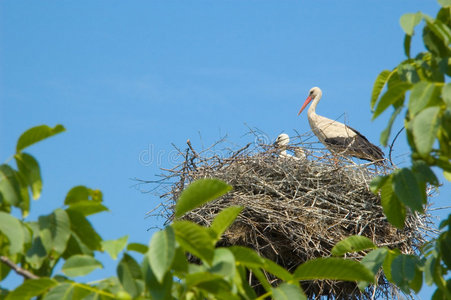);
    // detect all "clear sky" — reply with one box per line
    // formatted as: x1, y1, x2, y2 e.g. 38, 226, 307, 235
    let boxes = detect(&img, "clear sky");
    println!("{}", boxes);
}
1, 1, 448, 298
